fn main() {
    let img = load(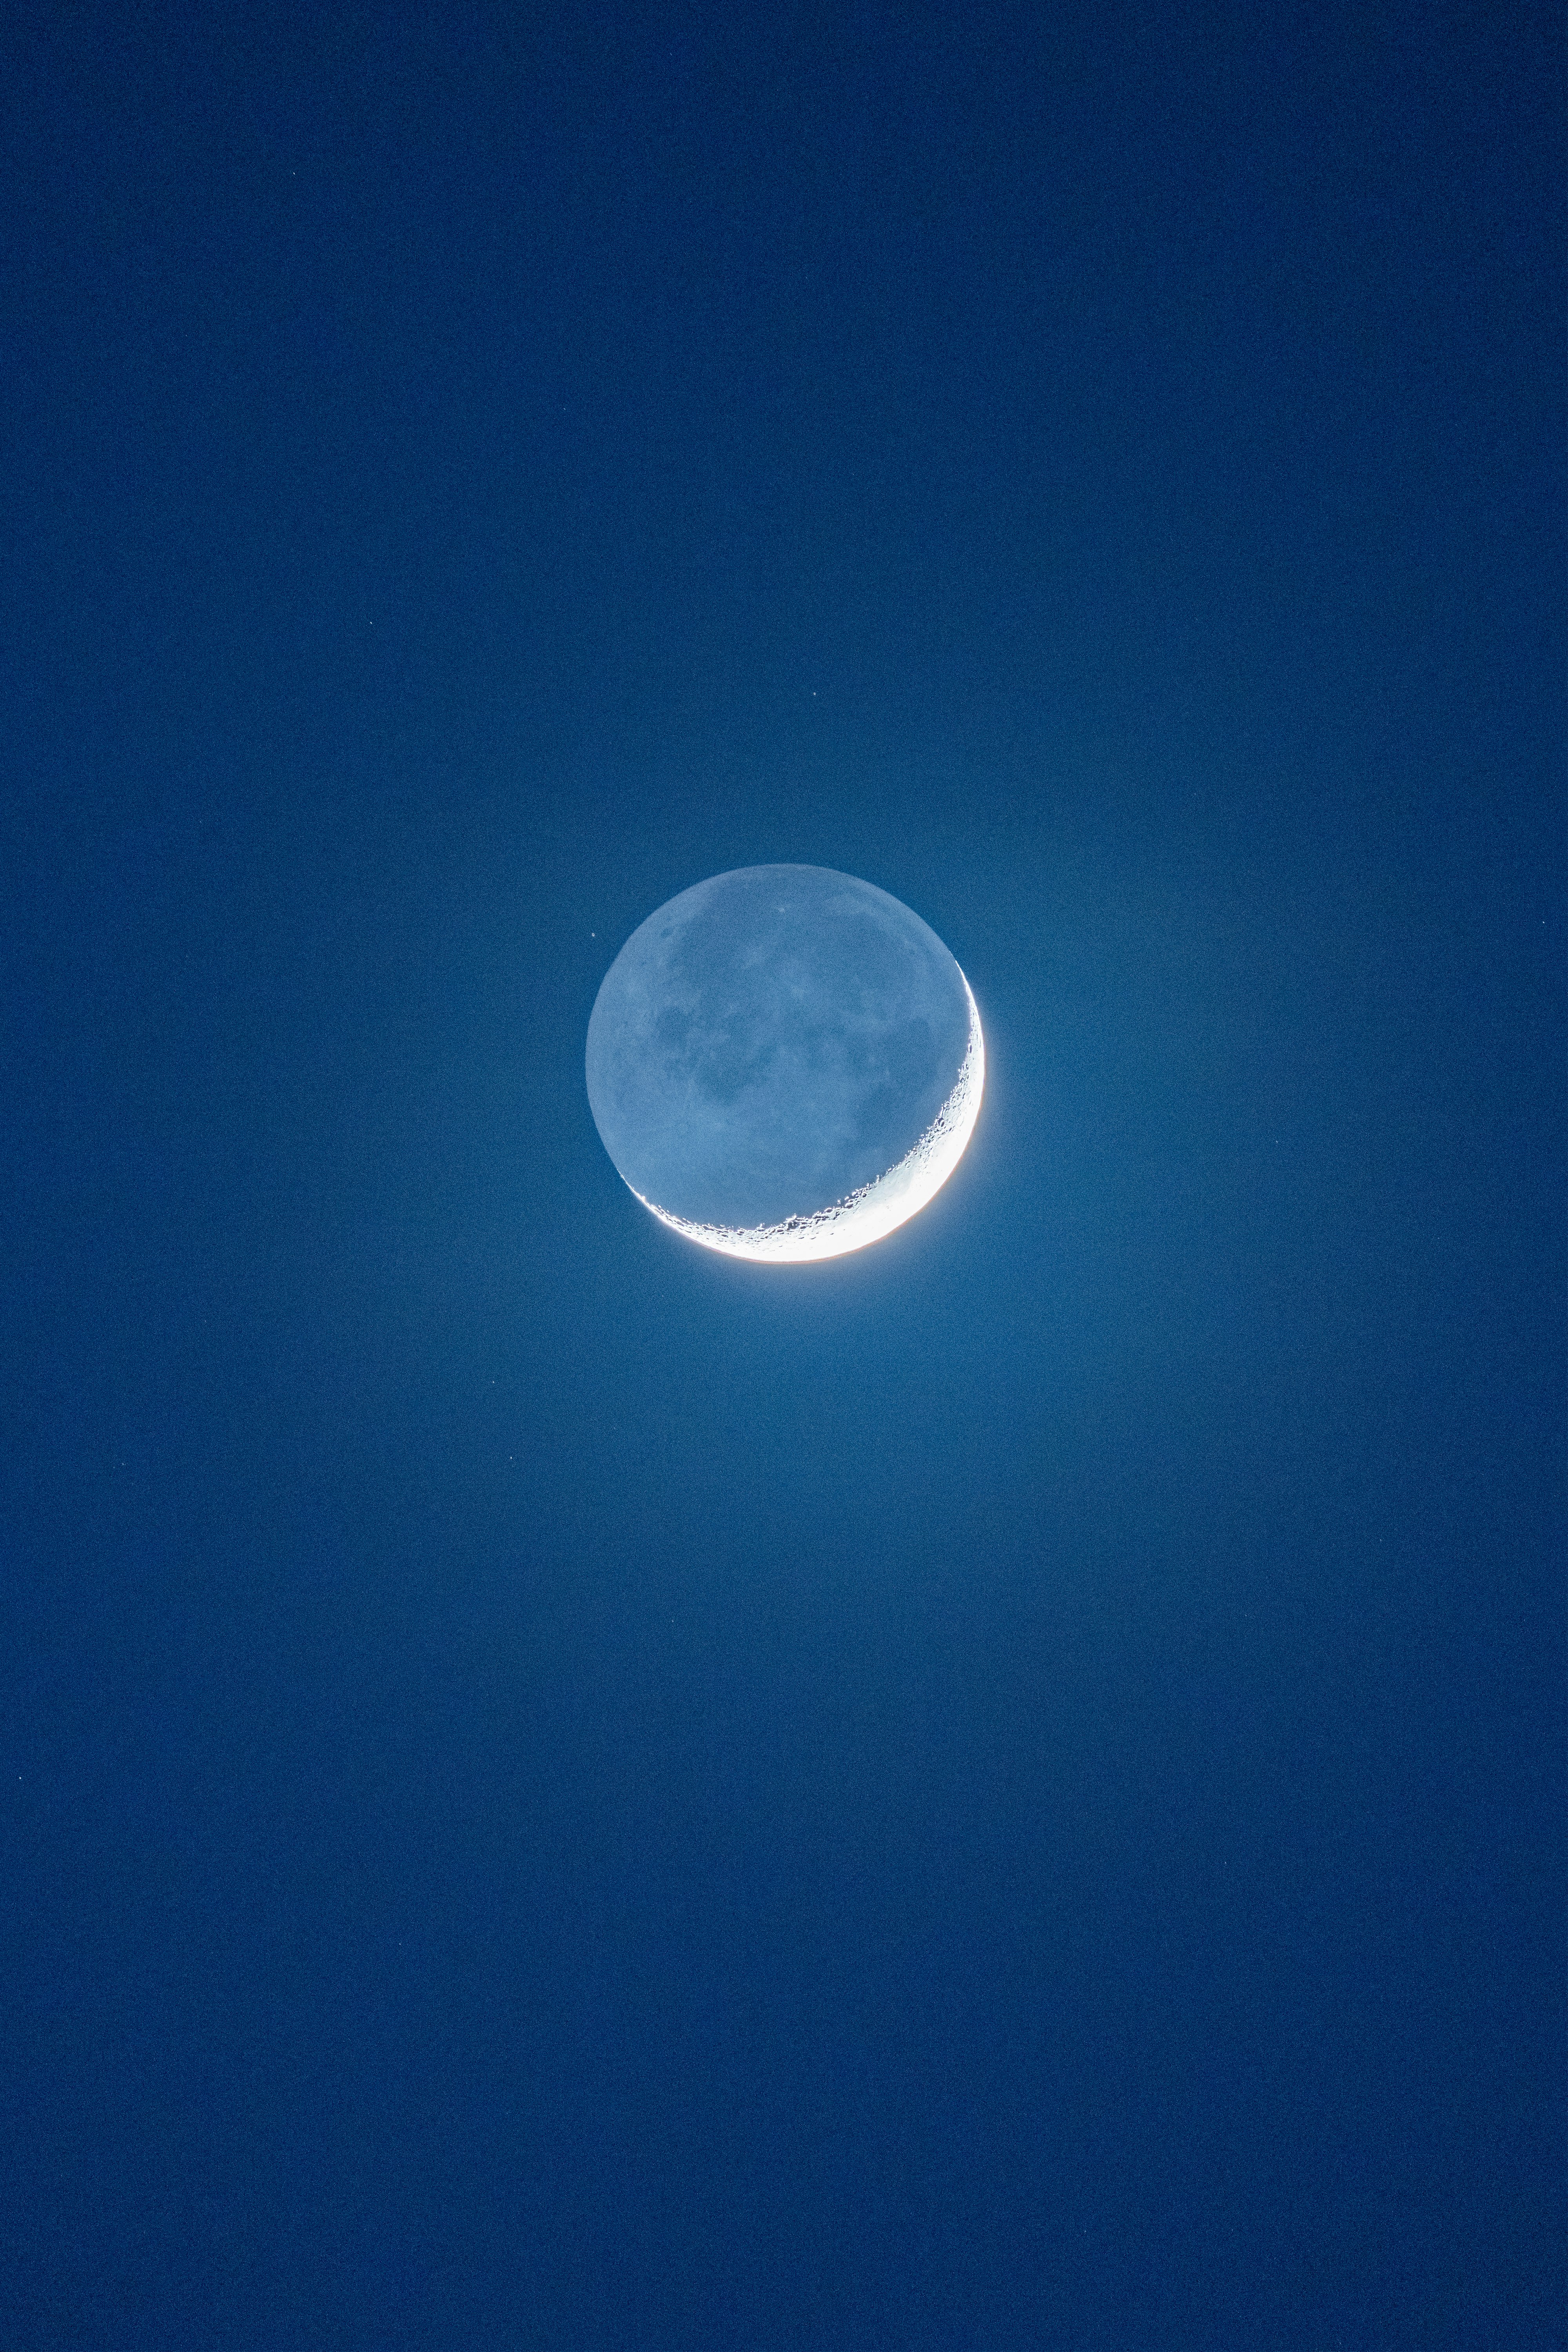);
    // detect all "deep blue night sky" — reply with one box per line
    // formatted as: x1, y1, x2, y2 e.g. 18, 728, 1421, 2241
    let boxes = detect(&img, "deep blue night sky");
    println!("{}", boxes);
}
3, 3, 1563, 2345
